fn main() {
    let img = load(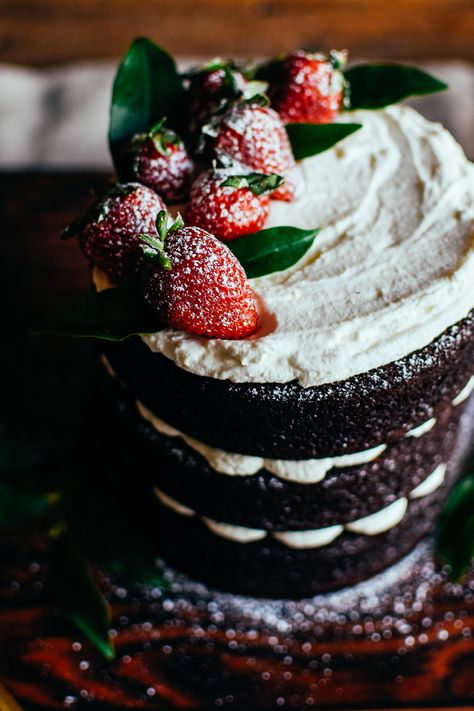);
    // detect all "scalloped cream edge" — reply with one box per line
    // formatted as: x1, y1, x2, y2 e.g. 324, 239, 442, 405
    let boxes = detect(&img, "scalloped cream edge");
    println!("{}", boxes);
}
153, 463, 447, 548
